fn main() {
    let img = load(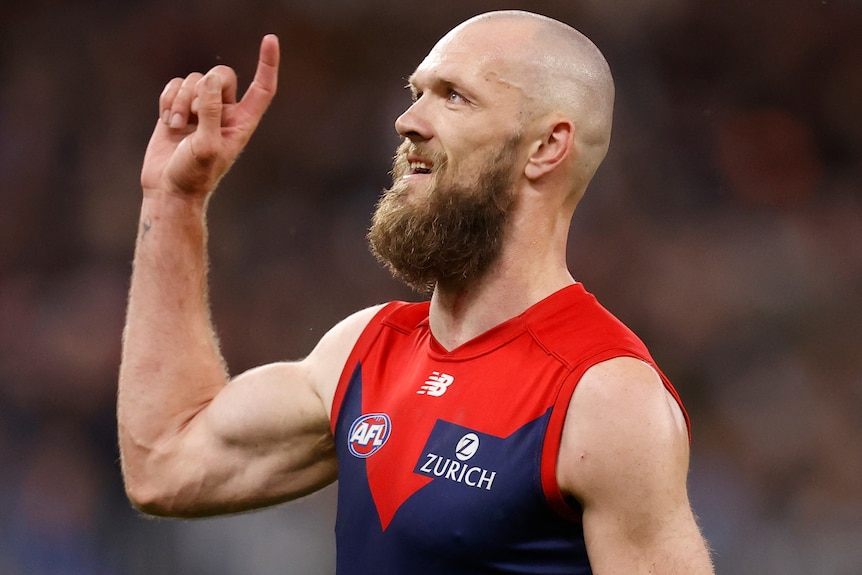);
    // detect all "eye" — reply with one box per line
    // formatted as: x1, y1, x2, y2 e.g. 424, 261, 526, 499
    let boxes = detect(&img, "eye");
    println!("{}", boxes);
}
447, 90, 466, 104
